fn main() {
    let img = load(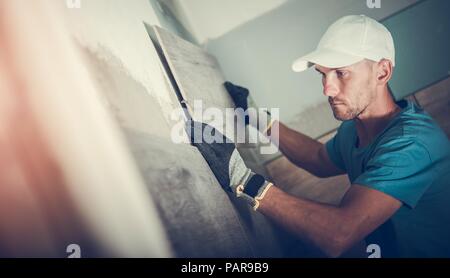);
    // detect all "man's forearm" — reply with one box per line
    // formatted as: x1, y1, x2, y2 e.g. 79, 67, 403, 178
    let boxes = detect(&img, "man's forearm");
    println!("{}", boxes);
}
257, 183, 402, 257
257, 185, 355, 257
271, 121, 325, 176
